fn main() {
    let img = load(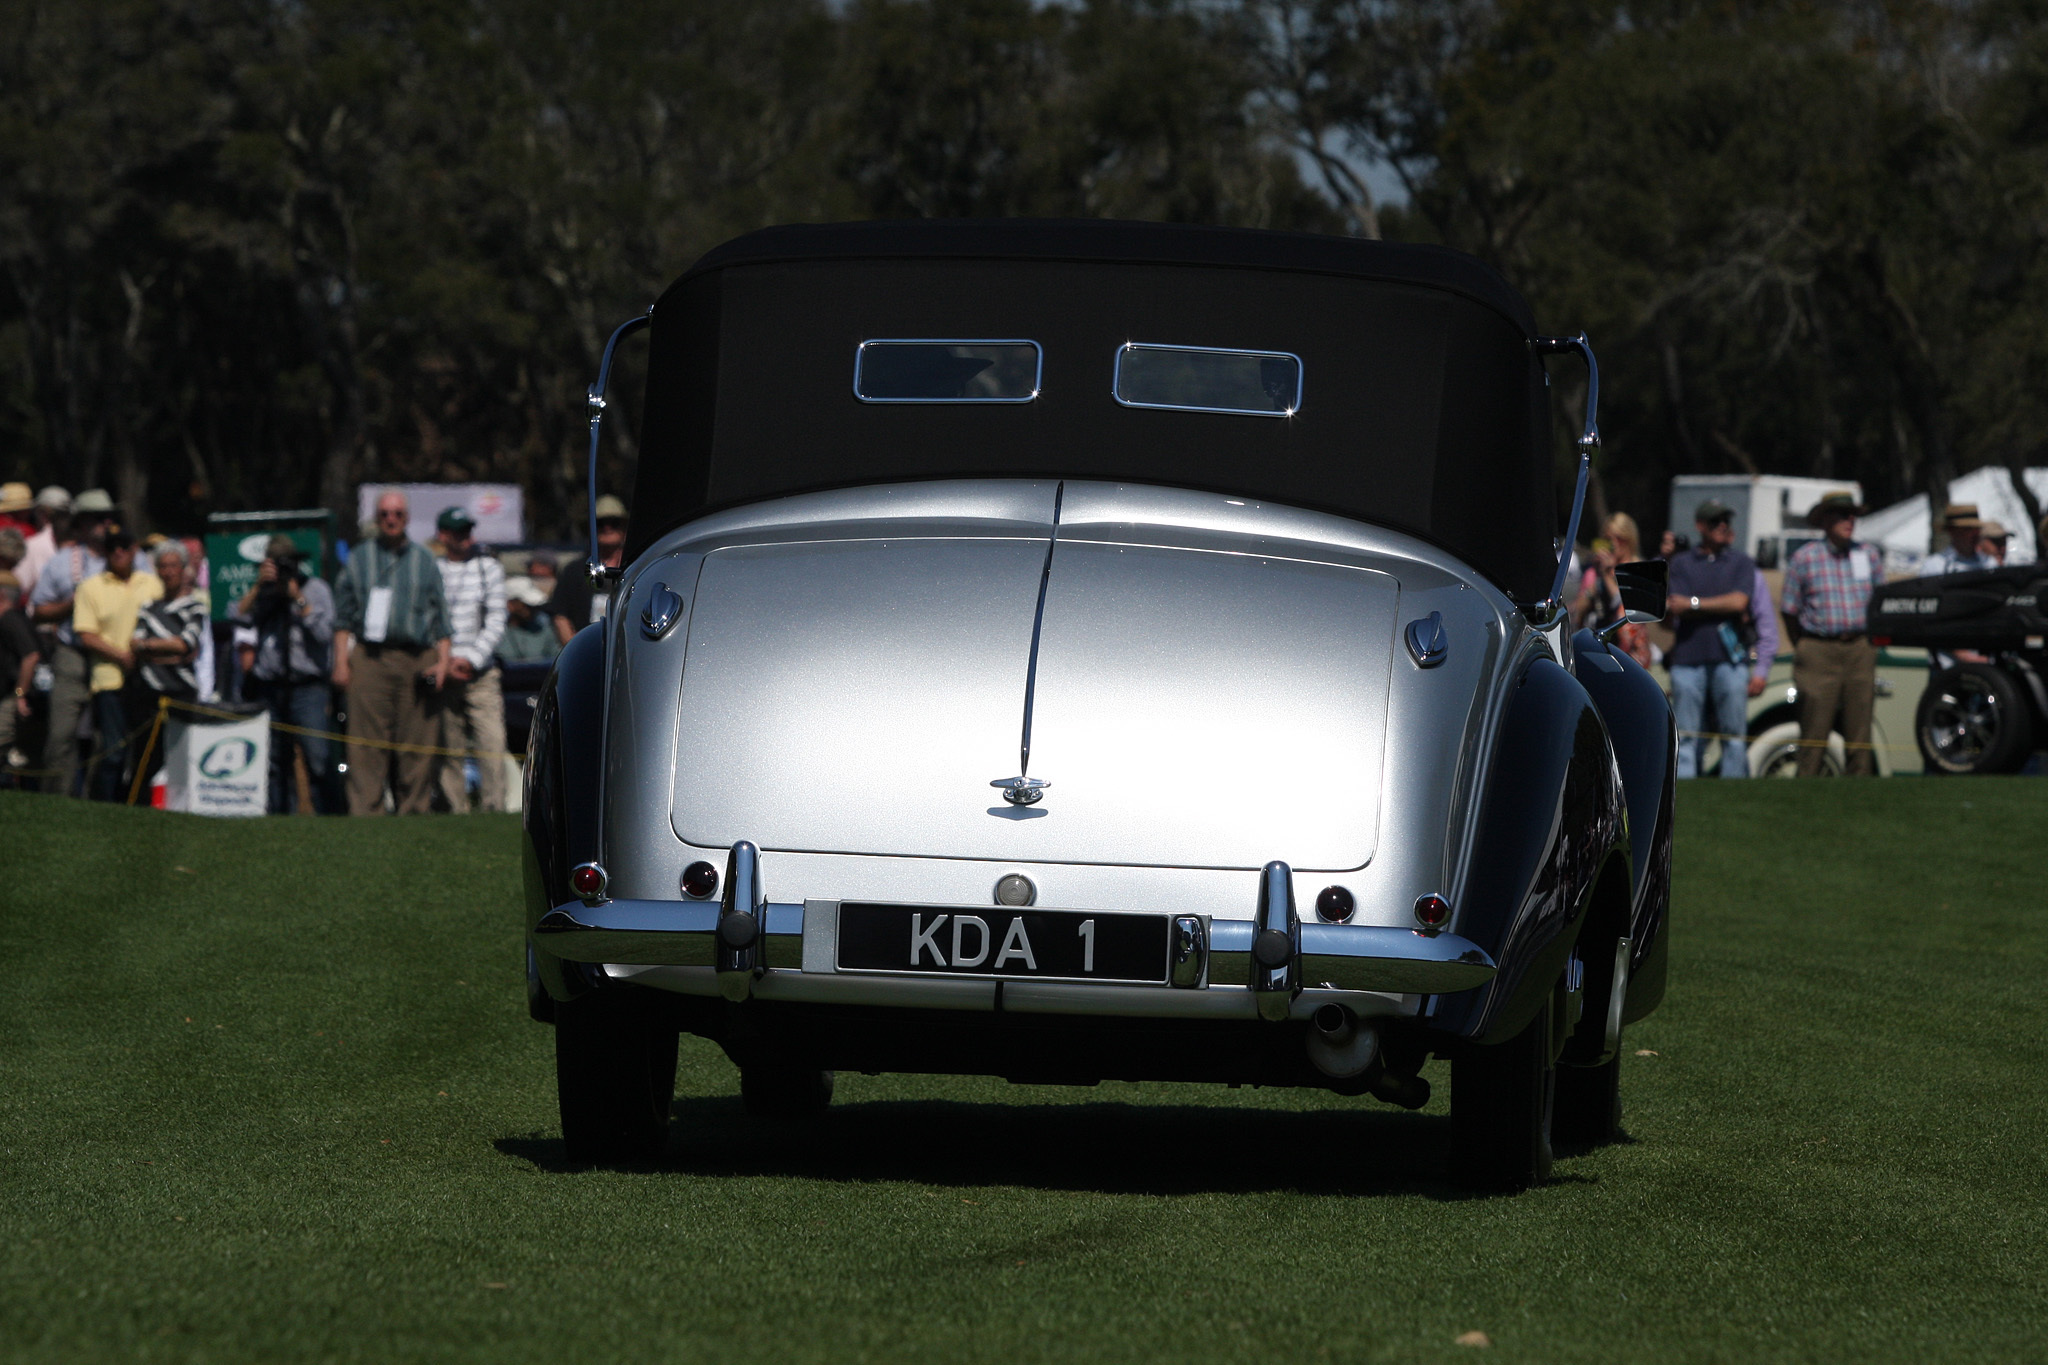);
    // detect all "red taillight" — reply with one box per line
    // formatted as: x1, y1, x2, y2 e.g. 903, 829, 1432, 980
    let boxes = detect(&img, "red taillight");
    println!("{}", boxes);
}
1413, 893, 1451, 930
1870, 636, 1890, 647
680, 861, 719, 899
570, 863, 607, 900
